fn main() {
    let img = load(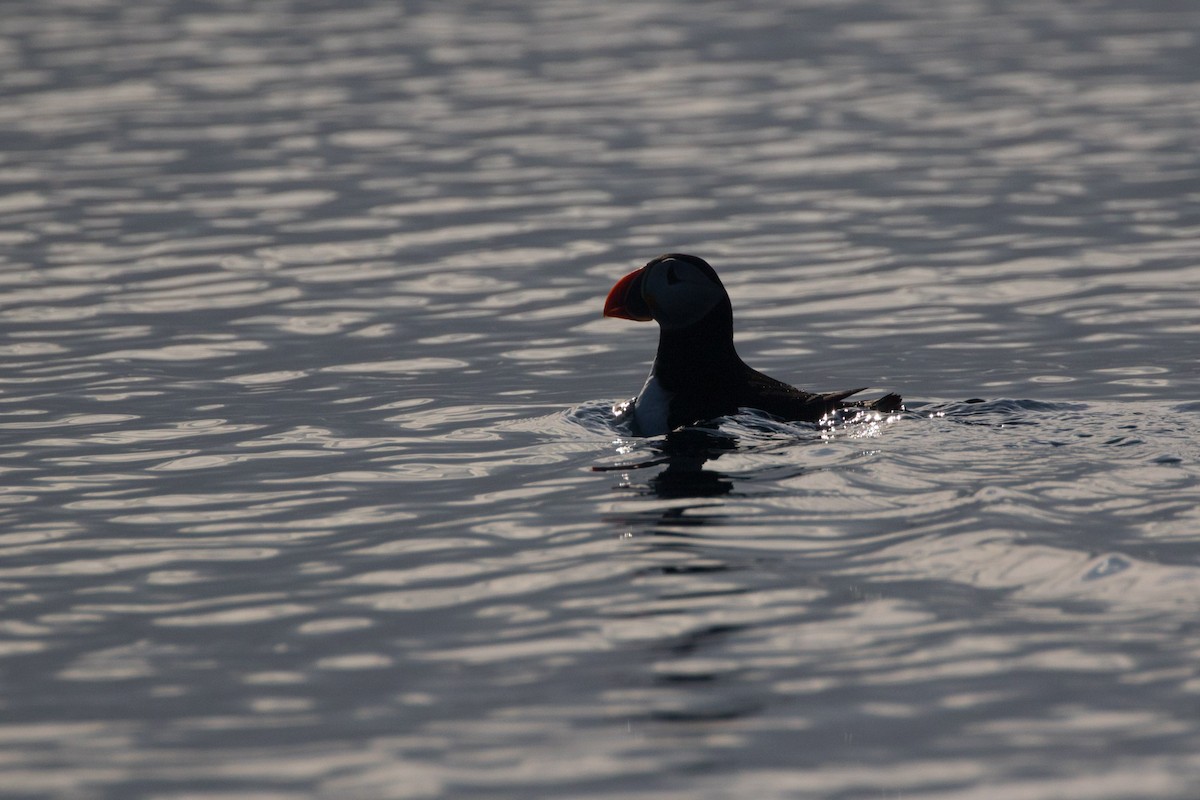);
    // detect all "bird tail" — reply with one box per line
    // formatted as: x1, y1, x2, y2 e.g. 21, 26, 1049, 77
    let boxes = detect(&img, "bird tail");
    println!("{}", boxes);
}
862, 392, 903, 413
